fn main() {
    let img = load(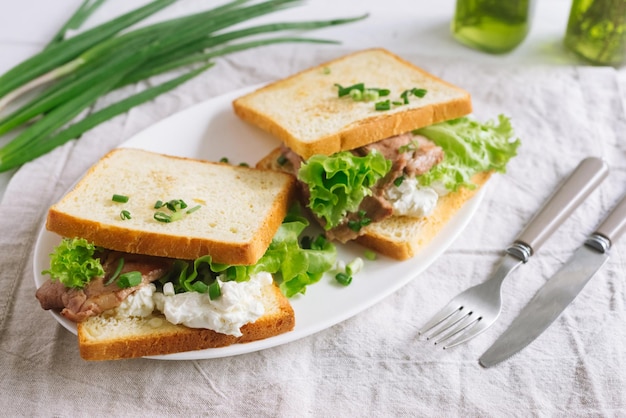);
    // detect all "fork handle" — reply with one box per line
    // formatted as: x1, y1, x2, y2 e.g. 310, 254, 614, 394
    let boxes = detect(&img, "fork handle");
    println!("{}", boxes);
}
513, 157, 609, 257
